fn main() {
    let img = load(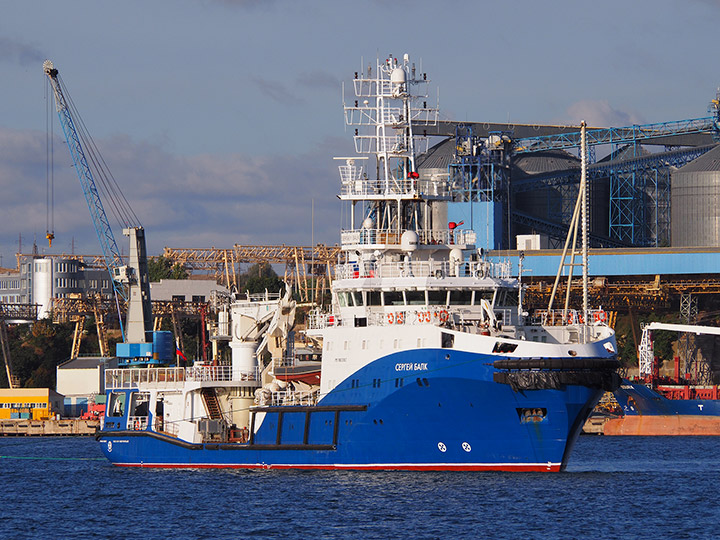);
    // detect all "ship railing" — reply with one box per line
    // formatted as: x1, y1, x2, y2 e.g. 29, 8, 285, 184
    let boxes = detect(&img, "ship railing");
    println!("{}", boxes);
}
532, 309, 609, 326
340, 228, 476, 248
153, 418, 178, 437
105, 367, 186, 389
235, 291, 282, 303
334, 259, 511, 280
127, 415, 148, 431
352, 134, 430, 156
339, 177, 450, 198
105, 366, 260, 389
270, 391, 317, 407
308, 310, 342, 329
186, 365, 260, 382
